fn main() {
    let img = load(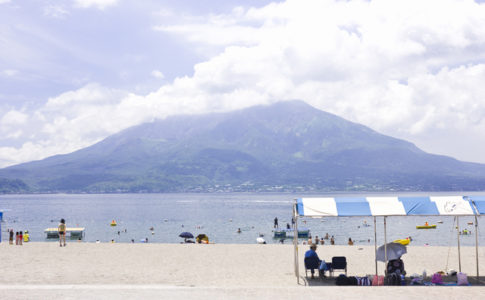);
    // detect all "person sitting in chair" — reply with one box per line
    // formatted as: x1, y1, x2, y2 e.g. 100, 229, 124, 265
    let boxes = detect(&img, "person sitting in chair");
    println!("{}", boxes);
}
387, 258, 406, 276
304, 244, 328, 279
